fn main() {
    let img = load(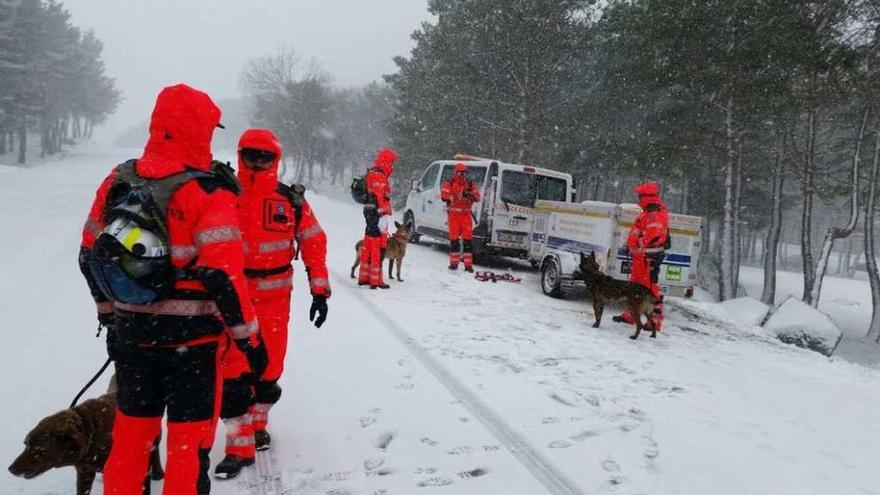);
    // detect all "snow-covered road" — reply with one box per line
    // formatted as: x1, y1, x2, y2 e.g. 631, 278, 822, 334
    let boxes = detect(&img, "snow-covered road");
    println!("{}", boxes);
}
3, 147, 880, 495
